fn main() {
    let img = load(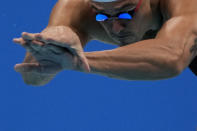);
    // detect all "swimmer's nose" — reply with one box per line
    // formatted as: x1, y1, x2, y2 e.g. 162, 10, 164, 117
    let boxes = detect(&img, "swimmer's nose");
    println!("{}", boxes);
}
112, 21, 125, 34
